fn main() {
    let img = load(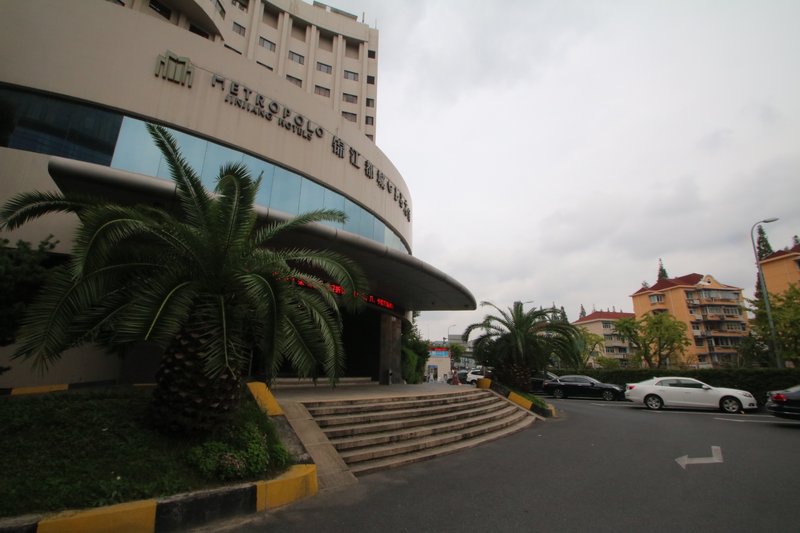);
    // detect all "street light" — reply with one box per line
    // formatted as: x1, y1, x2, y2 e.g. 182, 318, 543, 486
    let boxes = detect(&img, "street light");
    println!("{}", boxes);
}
750, 218, 782, 368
